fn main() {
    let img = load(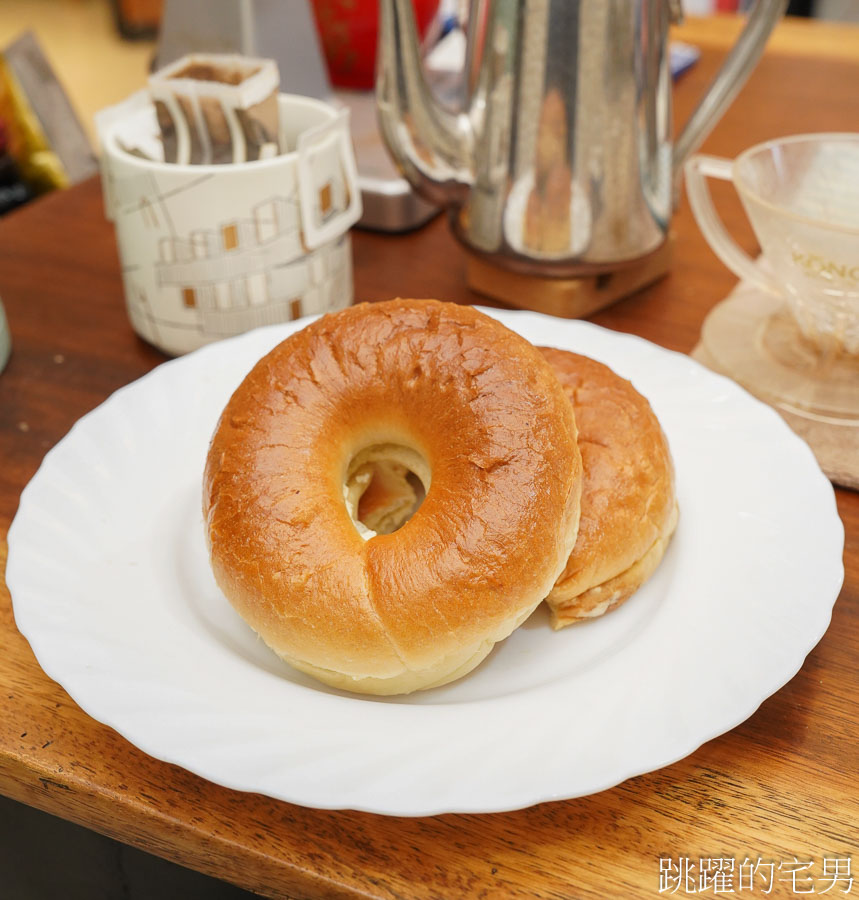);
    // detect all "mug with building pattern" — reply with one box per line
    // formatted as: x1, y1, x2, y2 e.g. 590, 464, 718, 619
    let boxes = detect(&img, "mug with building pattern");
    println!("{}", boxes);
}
97, 92, 361, 356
